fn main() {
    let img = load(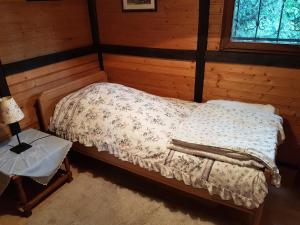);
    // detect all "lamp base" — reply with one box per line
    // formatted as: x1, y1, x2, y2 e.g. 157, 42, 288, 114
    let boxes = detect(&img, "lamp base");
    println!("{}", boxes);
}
10, 143, 32, 154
